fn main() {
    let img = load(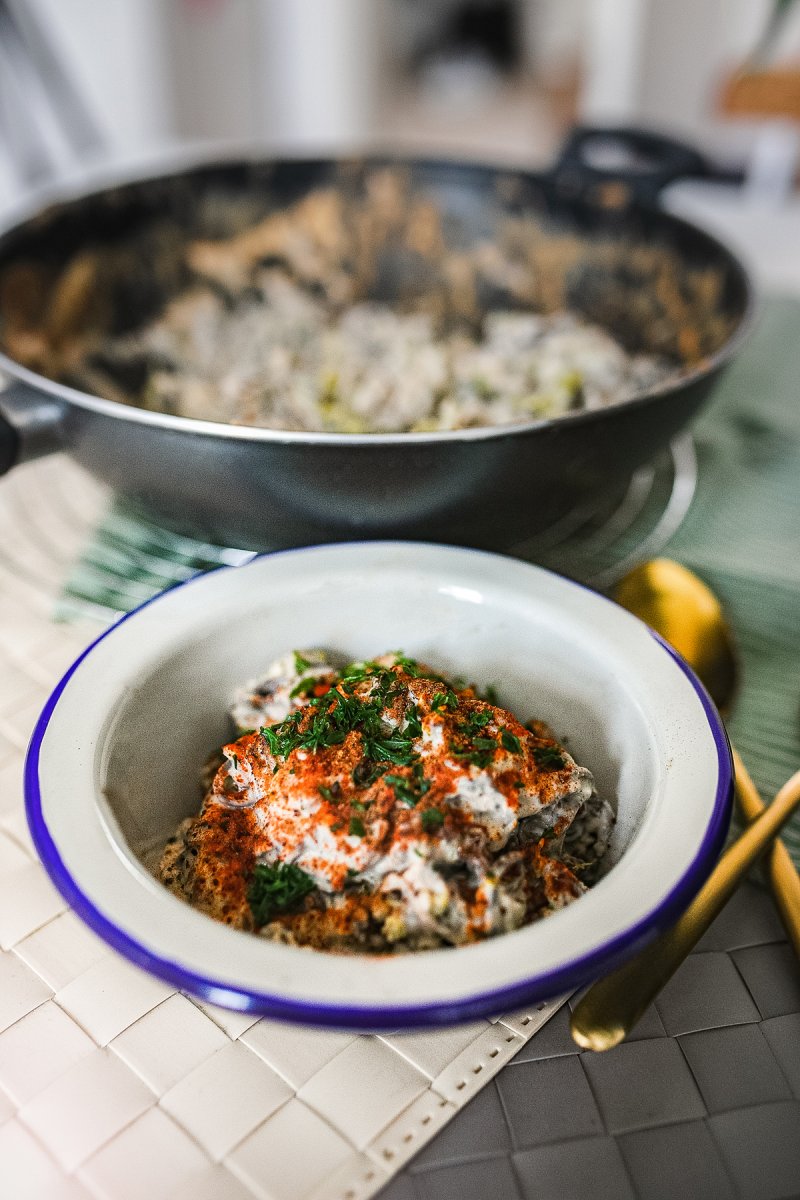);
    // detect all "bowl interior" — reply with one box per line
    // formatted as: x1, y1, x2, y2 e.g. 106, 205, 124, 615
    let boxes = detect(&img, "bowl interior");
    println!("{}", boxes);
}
102, 570, 652, 877
30, 544, 729, 1024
